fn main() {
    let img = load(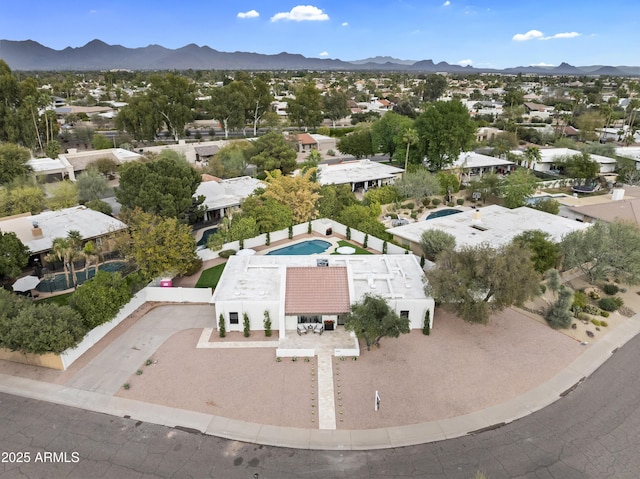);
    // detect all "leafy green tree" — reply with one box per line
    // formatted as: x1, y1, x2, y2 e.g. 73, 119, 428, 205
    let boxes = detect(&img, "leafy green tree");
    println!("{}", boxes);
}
4, 183, 46, 215
228, 216, 260, 243
394, 168, 440, 201
560, 221, 640, 284
47, 181, 78, 210
0, 290, 86, 354
323, 89, 350, 127
287, 81, 323, 129
317, 184, 357, 219
545, 268, 561, 297
512, 230, 560, 274
418, 74, 448, 102
90, 157, 118, 177
363, 185, 399, 206
92, 134, 113, 150
148, 73, 195, 142
416, 100, 476, 170
425, 242, 541, 324
240, 196, 293, 233
262, 169, 320, 223
85, 199, 112, 215
531, 198, 560, 215
209, 83, 249, 139
501, 169, 538, 208
247, 77, 274, 136
370, 111, 413, 159
338, 203, 390, 240
0, 143, 31, 185
45, 140, 61, 159
218, 313, 226, 338
205, 141, 253, 178
489, 132, 519, 158
250, 132, 297, 179
545, 286, 574, 329
337, 127, 374, 159
115, 95, 163, 141
76, 168, 111, 204
243, 312, 251, 337
467, 172, 501, 202
69, 271, 132, 329
0, 231, 30, 279
116, 150, 202, 220
0, 61, 23, 145
344, 294, 410, 351
123, 210, 200, 280
436, 171, 460, 197
563, 152, 600, 181
420, 229, 456, 261
263, 310, 272, 337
